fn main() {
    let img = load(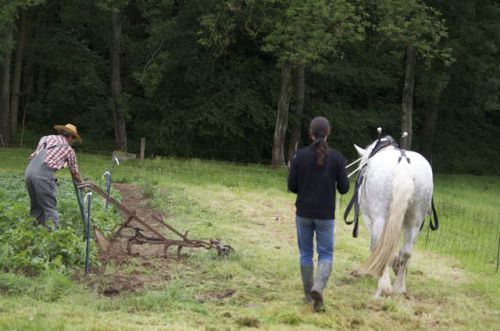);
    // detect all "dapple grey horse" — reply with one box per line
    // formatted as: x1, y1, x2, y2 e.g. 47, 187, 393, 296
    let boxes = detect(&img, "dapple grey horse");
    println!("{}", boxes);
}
354, 136, 433, 298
